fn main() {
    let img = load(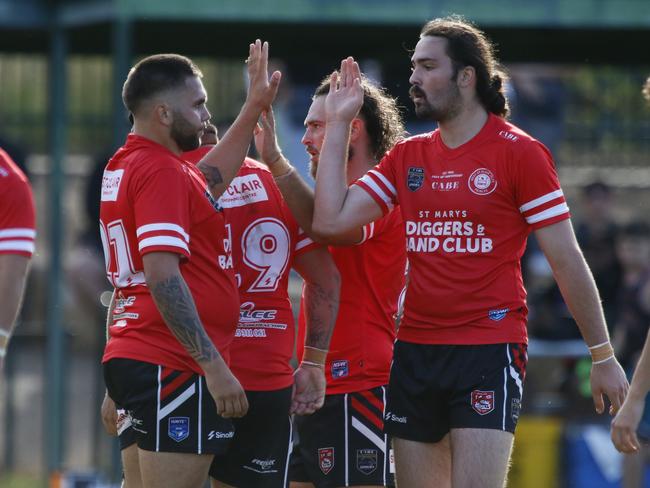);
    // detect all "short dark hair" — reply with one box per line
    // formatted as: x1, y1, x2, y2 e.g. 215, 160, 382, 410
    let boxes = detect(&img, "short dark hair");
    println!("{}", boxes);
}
122, 54, 202, 115
420, 15, 509, 117
314, 75, 405, 160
